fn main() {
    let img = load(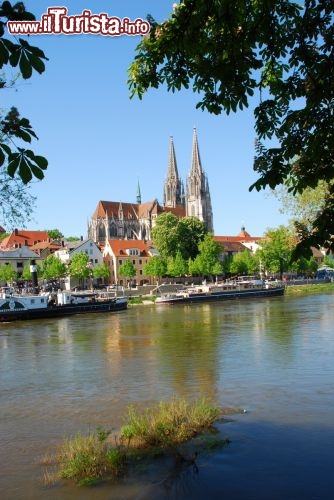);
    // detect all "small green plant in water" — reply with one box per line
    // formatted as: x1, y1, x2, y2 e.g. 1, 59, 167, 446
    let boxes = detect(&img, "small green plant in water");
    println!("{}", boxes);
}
49, 399, 225, 488
120, 398, 221, 448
